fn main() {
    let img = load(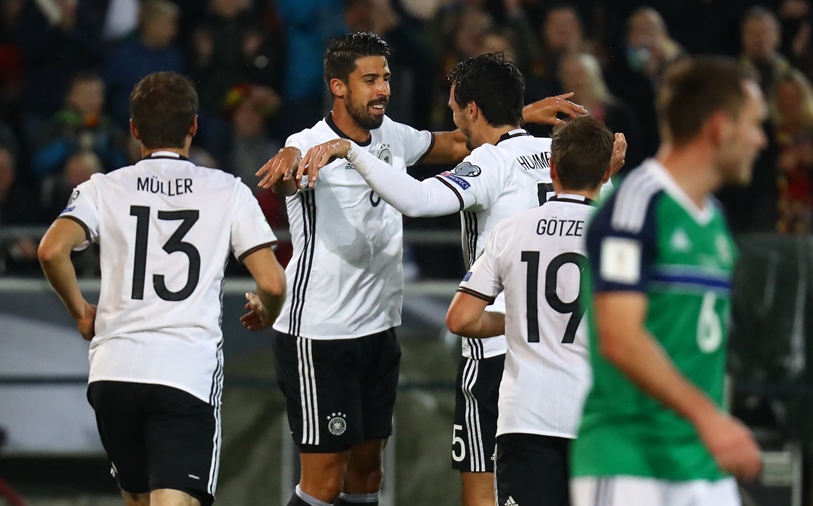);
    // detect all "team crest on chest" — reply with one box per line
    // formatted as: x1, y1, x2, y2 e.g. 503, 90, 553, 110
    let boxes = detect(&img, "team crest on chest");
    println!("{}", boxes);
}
378, 144, 392, 165
669, 228, 691, 252
327, 412, 347, 436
